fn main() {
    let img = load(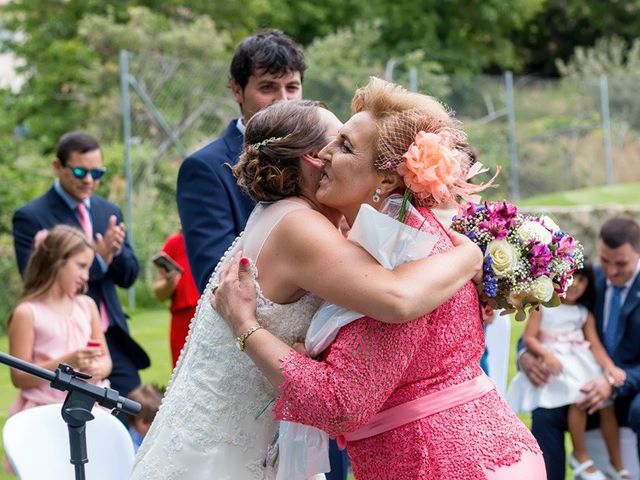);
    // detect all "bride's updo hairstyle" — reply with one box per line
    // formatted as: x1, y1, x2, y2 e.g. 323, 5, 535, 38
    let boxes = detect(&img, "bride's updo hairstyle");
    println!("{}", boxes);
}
234, 100, 328, 202
352, 77, 478, 207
